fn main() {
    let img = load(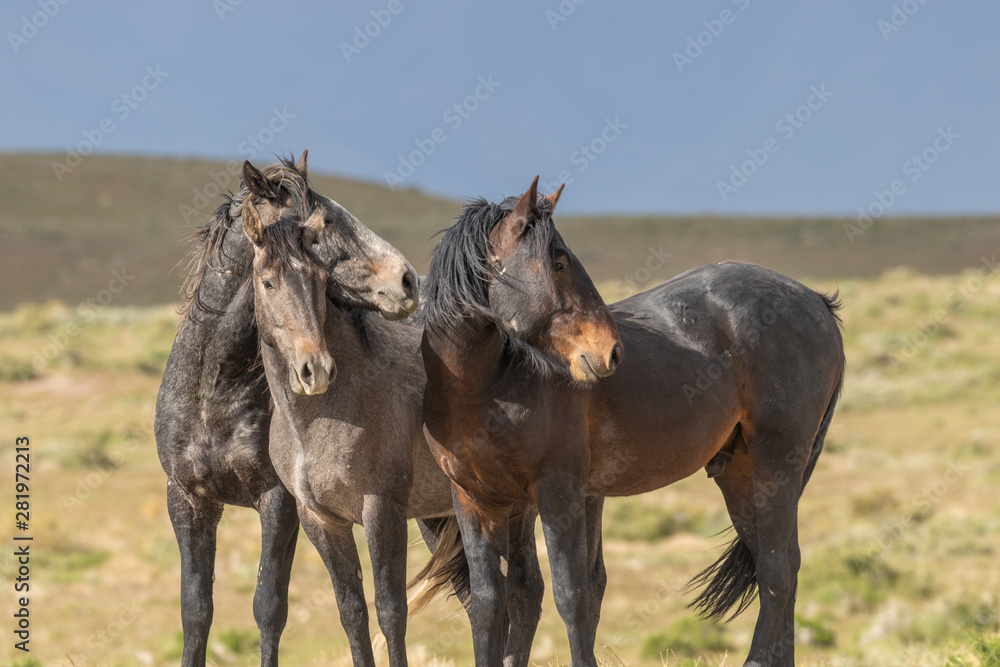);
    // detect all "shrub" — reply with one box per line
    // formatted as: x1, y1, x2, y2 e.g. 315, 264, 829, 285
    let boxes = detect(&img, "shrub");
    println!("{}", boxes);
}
796, 613, 836, 648
640, 616, 731, 660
